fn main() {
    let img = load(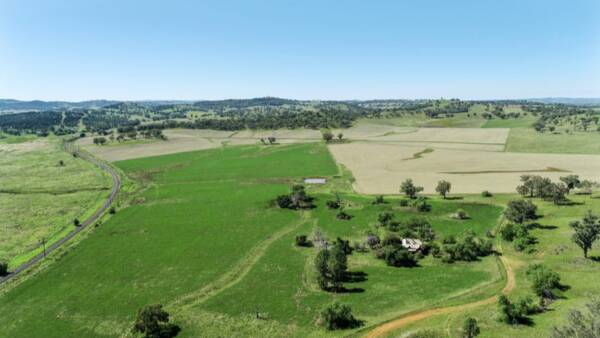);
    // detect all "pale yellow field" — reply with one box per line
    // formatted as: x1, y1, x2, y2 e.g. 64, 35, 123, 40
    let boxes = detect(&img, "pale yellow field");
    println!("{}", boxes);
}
328, 142, 600, 194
